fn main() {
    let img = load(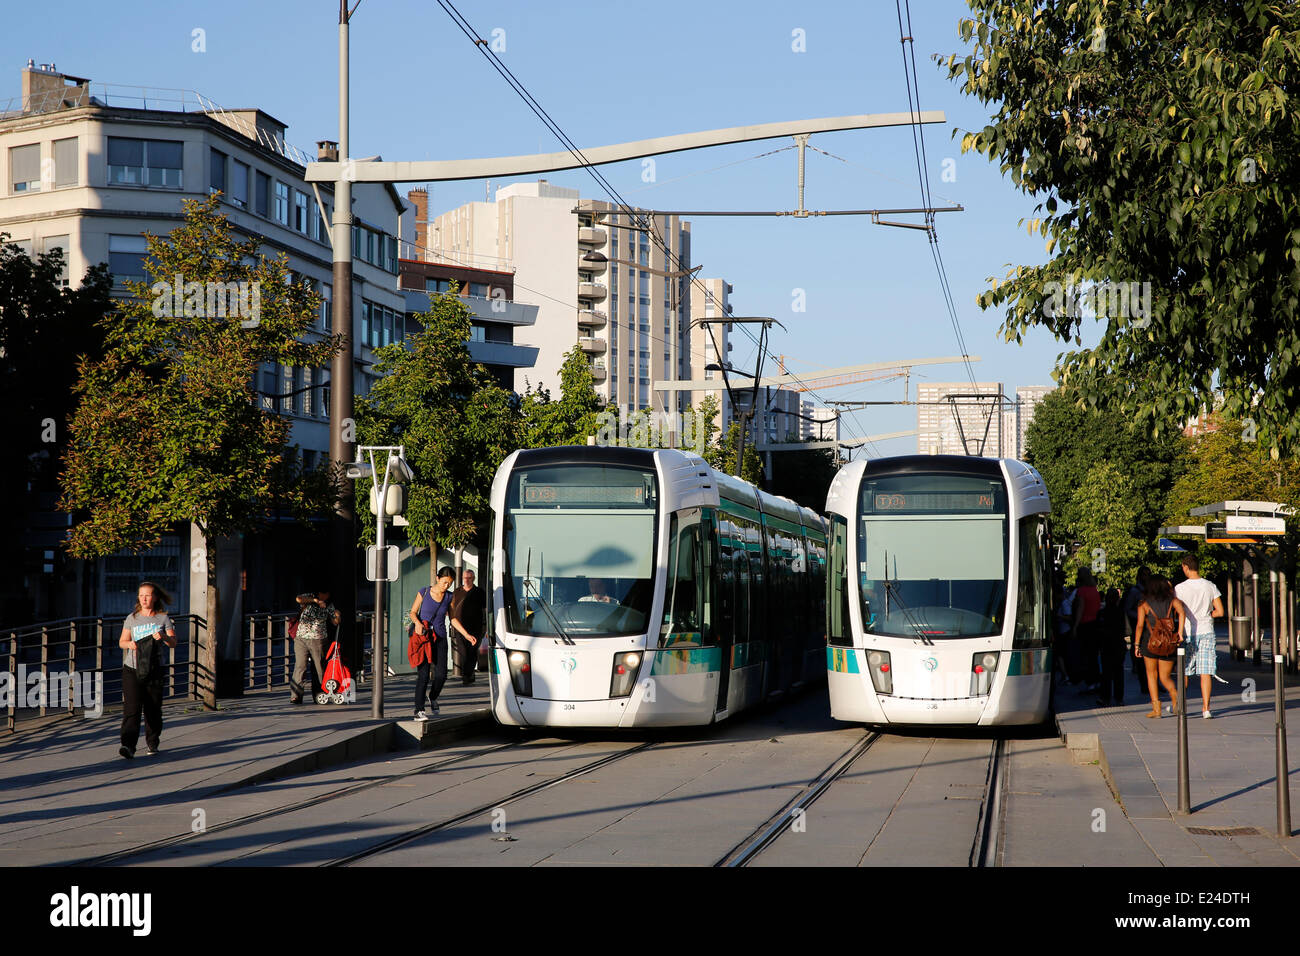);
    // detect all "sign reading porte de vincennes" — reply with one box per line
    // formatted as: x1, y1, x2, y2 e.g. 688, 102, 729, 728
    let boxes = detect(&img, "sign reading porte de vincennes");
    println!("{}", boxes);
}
1225, 515, 1286, 535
